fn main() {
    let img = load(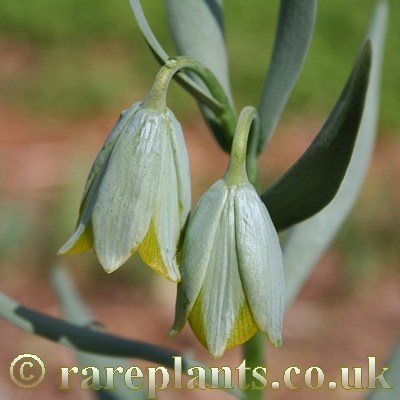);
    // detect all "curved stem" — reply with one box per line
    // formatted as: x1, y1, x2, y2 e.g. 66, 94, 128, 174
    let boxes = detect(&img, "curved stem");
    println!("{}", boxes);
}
128, 0, 227, 116
225, 108, 263, 400
225, 106, 259, 186
143, 56, 237, 146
